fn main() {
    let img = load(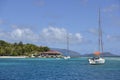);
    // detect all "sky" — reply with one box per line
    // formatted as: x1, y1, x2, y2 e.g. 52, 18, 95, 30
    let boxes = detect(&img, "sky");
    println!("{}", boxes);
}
0, 0, 120, 55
